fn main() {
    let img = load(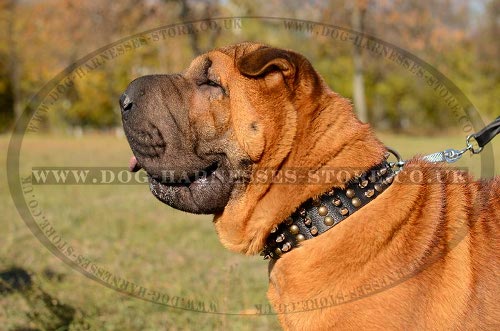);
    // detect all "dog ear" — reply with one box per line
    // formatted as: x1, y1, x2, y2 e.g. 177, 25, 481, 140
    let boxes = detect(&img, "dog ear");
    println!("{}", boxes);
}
236, 47, 300, 79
